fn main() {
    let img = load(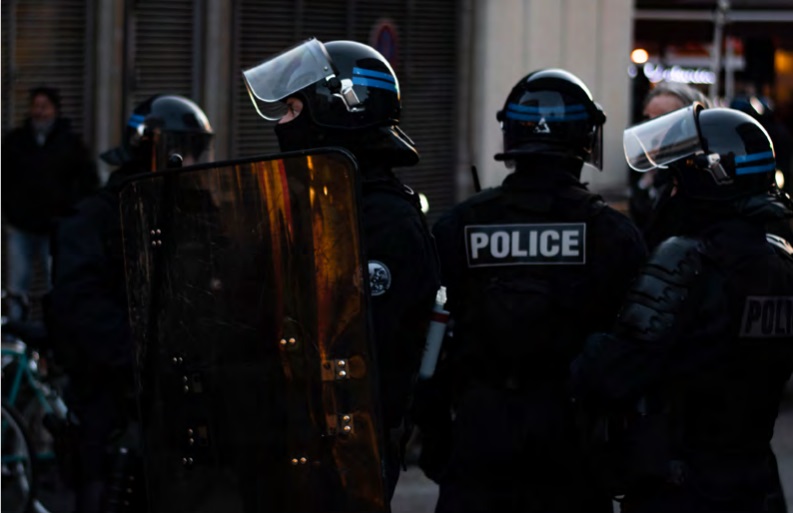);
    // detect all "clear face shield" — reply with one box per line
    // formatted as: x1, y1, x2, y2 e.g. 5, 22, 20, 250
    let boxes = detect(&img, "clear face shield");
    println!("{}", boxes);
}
150, 131, 214, 171
589, 124, 604, 170
242, 39, 357, 122
623, 104, 703, 173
